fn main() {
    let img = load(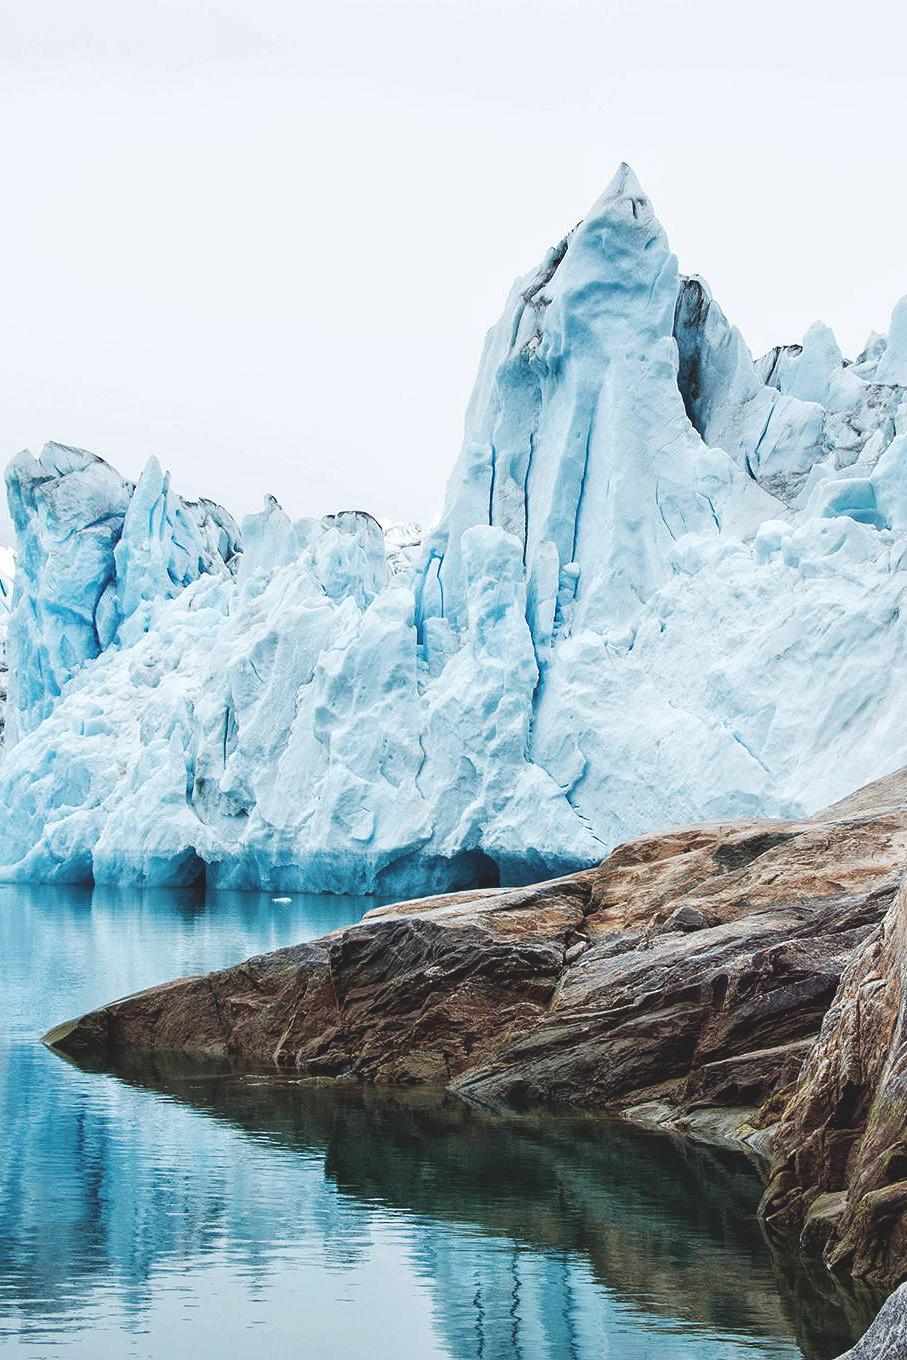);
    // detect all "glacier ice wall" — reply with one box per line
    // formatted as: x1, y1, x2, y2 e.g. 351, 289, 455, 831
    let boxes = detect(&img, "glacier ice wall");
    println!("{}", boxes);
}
4, 443, 240, 744
0, 545, 13, 745
4, 163, 907, 892
418, 166, 780, 650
